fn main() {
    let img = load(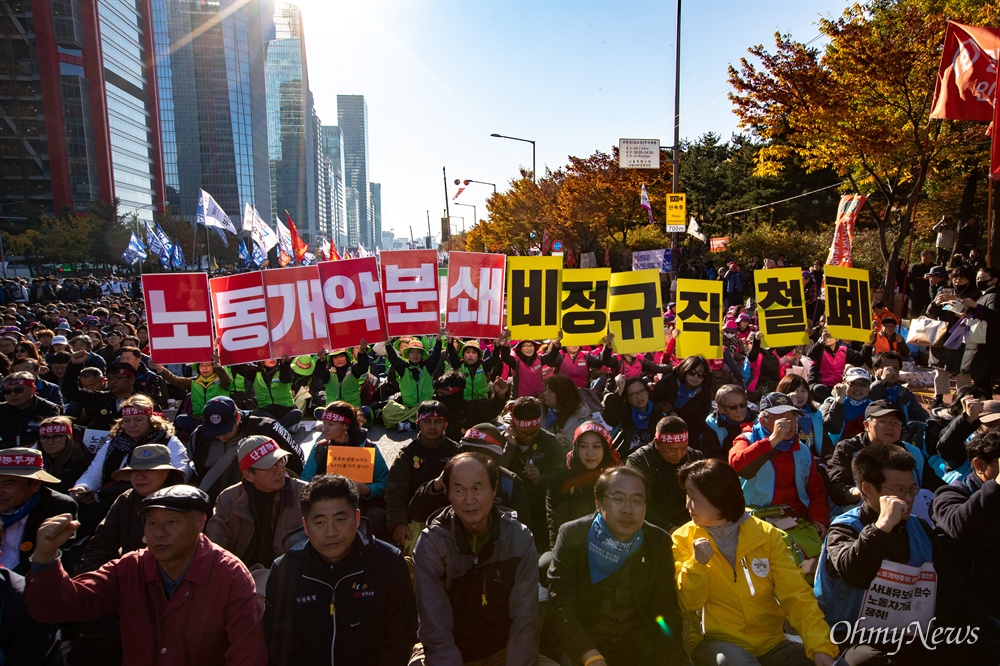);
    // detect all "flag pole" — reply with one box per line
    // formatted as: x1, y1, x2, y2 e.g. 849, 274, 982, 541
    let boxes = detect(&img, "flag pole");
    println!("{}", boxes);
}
987, 176, 995, 268
205, 225, 212, 274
